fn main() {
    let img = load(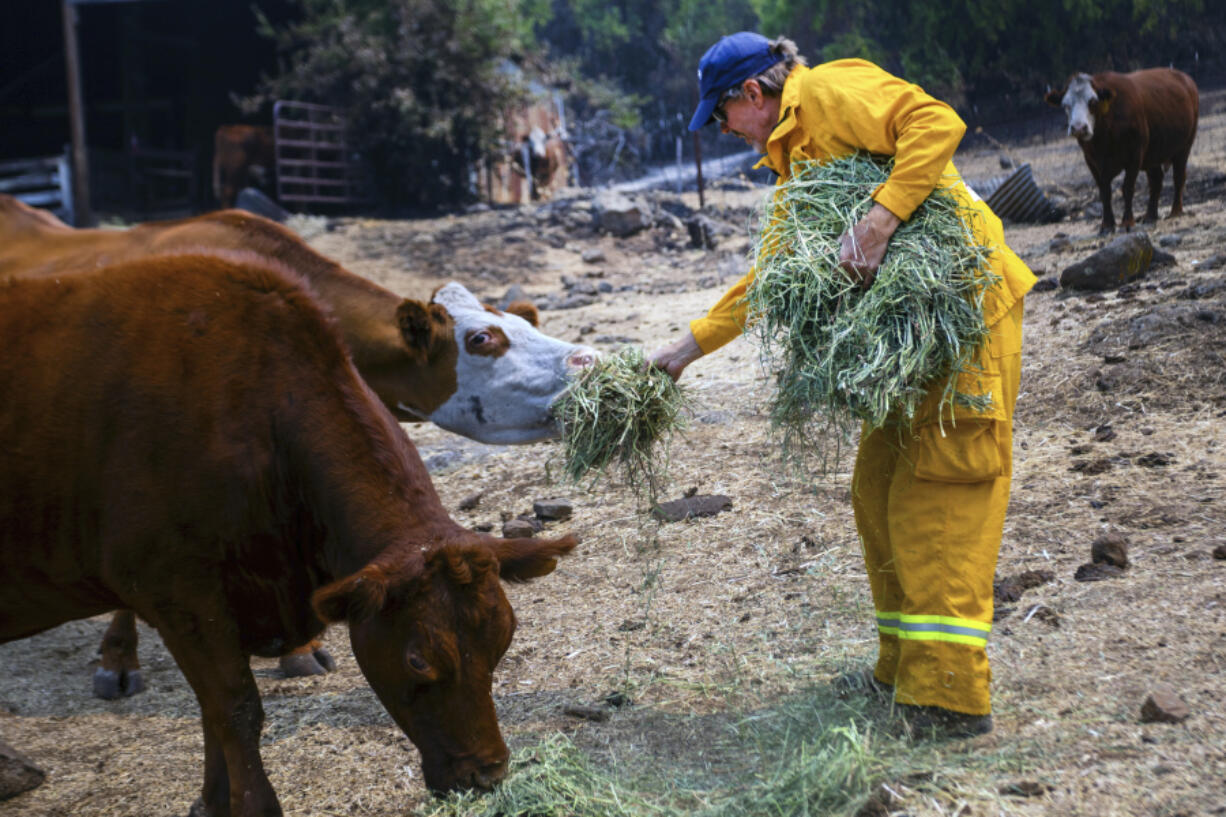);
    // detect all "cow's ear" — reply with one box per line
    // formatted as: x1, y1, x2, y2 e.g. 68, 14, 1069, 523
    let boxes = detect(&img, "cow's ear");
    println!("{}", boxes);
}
1043, 86, 1064, 107
1095, 86, 1115, 111
312, 565, 390, 623
396, 300, 432, 351
396, 299, 449, 360
505, 299, 539, 327
492, 534, 578, 582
